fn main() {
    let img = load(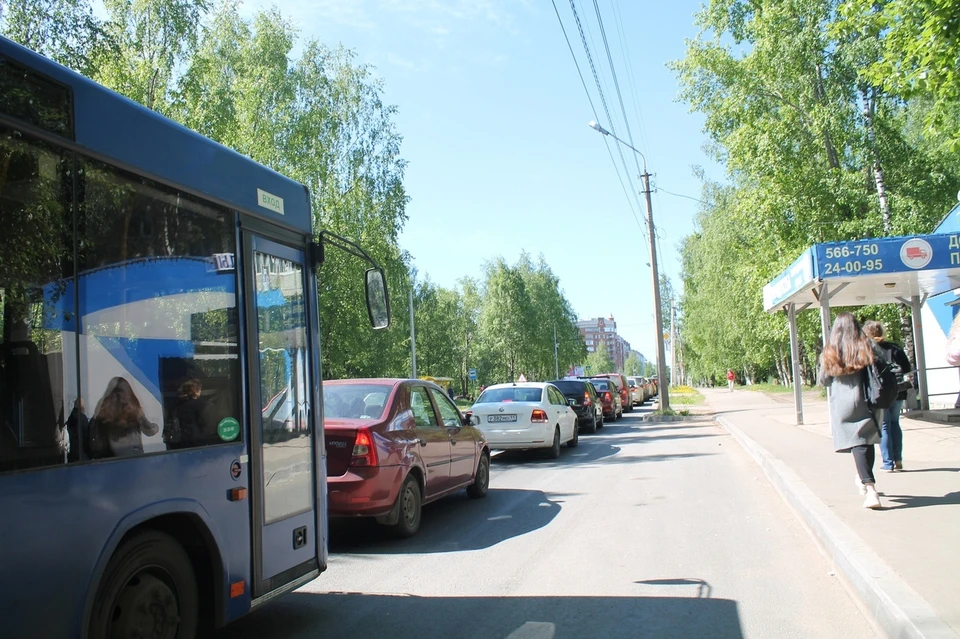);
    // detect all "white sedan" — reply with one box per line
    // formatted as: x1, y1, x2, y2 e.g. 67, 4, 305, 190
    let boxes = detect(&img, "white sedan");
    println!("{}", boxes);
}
469, 382, 579, 458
